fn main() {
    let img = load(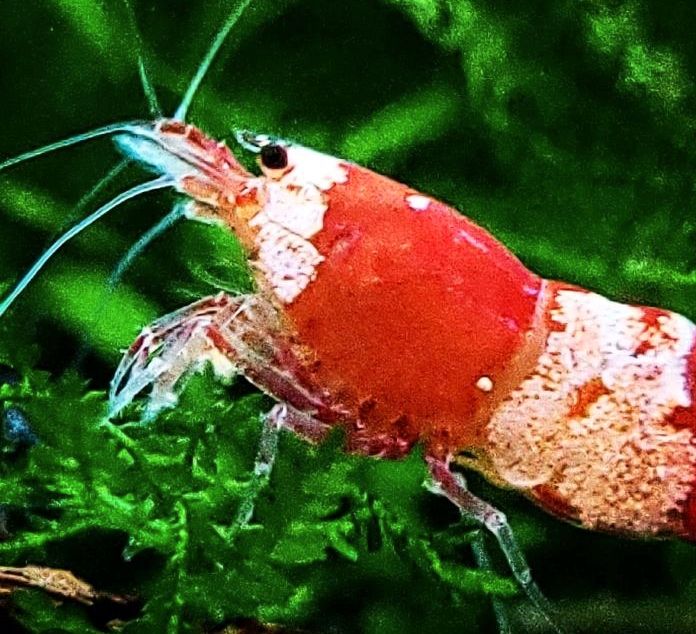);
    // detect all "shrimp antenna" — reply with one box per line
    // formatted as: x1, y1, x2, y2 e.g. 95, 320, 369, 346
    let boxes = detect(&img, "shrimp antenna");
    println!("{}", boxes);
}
174, 0, 254, 121
122, 0, 161, 118
0, 122, 146, 174
108, 201, 186, 289
0, 176, 173, 318
68, 188, 184, 374
55, 159, 132, 237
